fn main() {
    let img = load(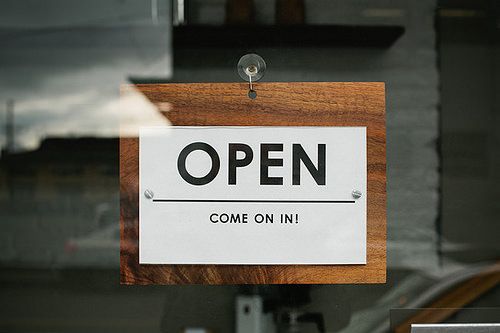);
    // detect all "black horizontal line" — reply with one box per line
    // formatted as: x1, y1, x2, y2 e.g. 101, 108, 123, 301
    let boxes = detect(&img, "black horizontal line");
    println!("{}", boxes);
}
152, 199, 355, 203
